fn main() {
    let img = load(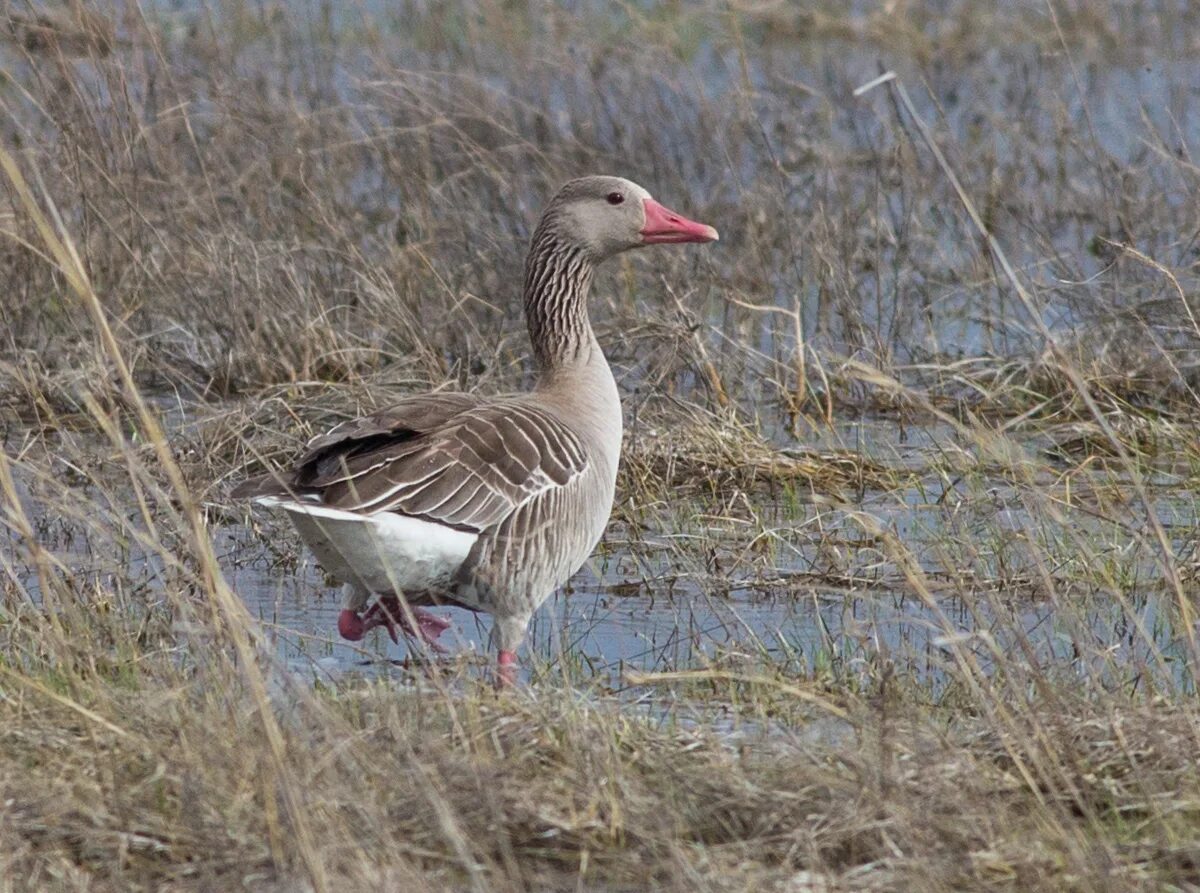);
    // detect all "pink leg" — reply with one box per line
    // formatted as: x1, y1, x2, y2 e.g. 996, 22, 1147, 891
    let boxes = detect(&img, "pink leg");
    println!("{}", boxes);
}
337, 595, 451, 654
496, 650, 518, 687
